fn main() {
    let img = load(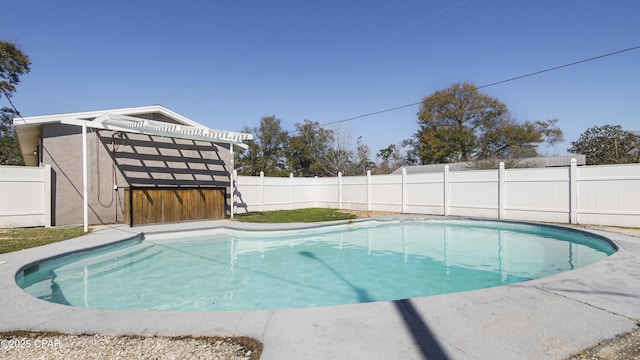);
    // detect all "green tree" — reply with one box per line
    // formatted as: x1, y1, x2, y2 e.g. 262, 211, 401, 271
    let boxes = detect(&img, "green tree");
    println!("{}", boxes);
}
352, 136, 375, 176
476, 117, 564, 160
0, 108, 25, 165
235, 115, 289, 176
415, 82, 508, 164
568, 125, 639, 165
287, 120, 333, 177
375, 143, 405, 174
0, 40, 31, 165
412, 82, 563, 164
234, 125, 262, 175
